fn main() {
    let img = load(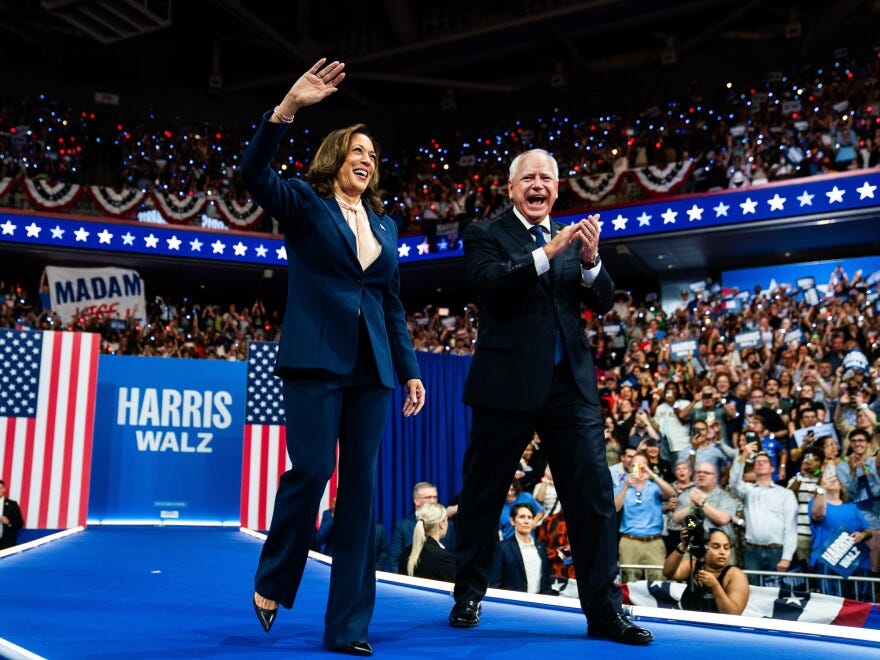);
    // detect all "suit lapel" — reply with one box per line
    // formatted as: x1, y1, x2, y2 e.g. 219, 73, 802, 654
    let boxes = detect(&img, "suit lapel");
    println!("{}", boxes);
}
365, 206, 392, 273
501, 212, 552, 292
549, 219, 566, 285
321, 197, 359, 262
